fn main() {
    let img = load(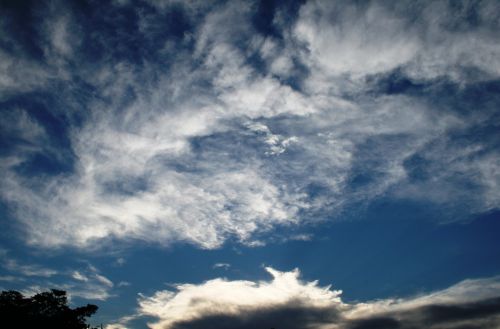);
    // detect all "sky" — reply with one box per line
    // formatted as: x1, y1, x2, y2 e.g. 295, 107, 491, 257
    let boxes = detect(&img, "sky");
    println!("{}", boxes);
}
0, 0, 500, 328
